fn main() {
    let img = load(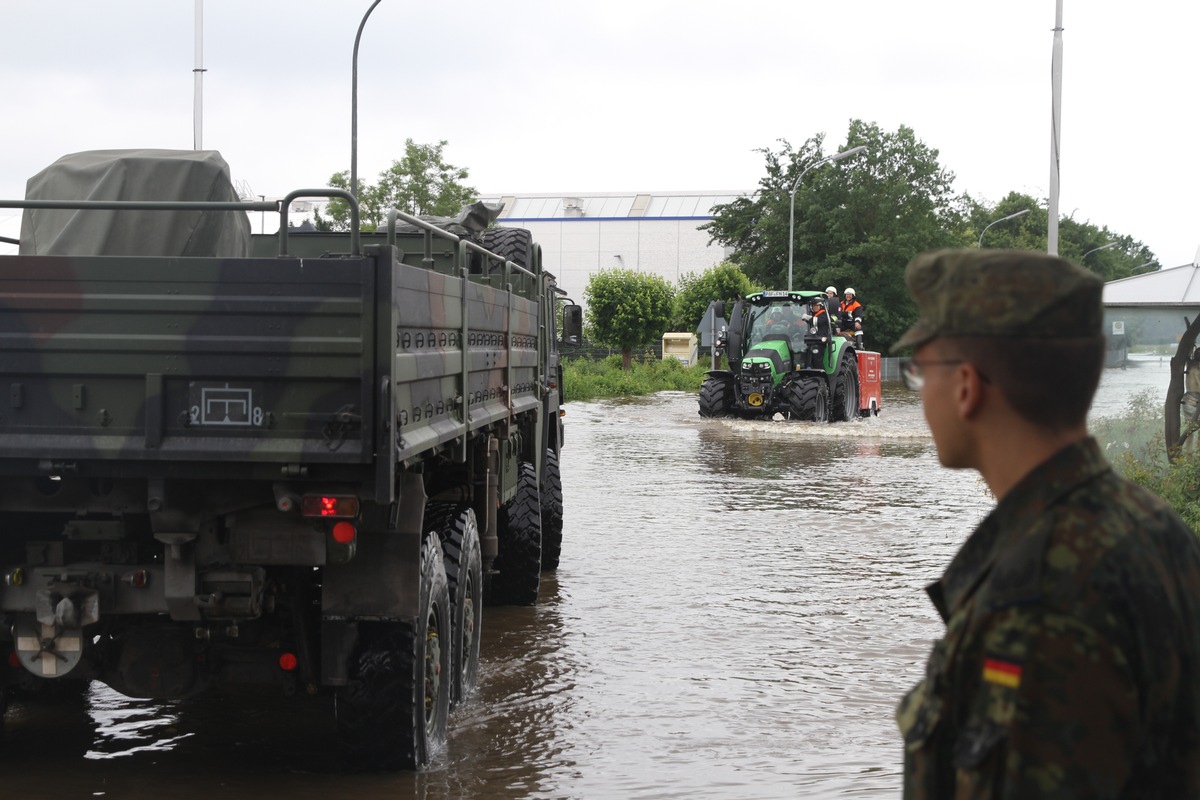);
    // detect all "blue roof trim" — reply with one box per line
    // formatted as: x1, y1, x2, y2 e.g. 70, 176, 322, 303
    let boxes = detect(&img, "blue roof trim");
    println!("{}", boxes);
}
498, 215, 715, 223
